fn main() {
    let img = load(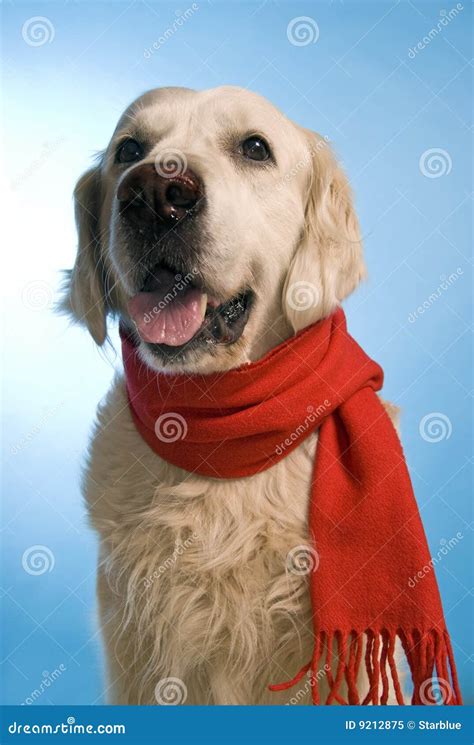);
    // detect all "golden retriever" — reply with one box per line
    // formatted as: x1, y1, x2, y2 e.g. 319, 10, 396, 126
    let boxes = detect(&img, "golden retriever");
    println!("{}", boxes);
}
64, 86, 401, 704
